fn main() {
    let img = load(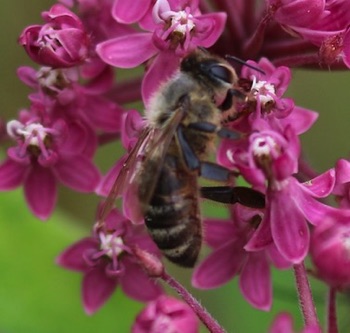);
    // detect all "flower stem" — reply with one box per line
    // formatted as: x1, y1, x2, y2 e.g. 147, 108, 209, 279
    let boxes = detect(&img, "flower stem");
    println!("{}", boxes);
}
327, 287, 338, 333
293, 262, 319, 326
161, 271, 227, 333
